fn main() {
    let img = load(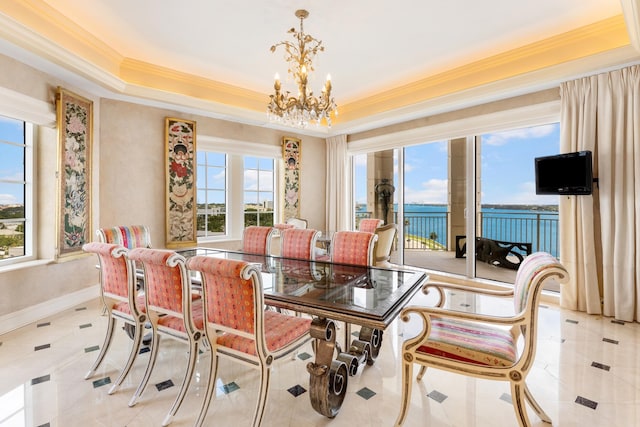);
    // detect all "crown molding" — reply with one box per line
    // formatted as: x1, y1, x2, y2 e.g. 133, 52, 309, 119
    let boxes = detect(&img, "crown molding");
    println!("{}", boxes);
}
0, 1, 638, 135
336, 15, 633, 125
